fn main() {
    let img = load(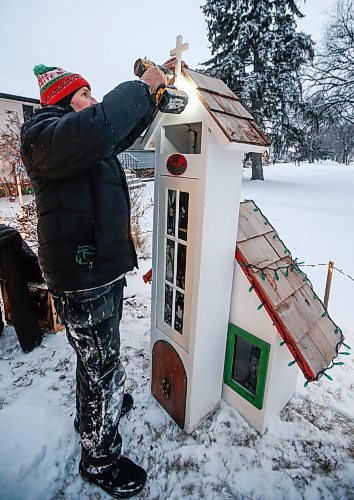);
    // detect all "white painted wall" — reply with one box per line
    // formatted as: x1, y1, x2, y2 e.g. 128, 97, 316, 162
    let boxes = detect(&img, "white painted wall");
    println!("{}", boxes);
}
185, 136, 243, 431
222, 263, 299, 434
